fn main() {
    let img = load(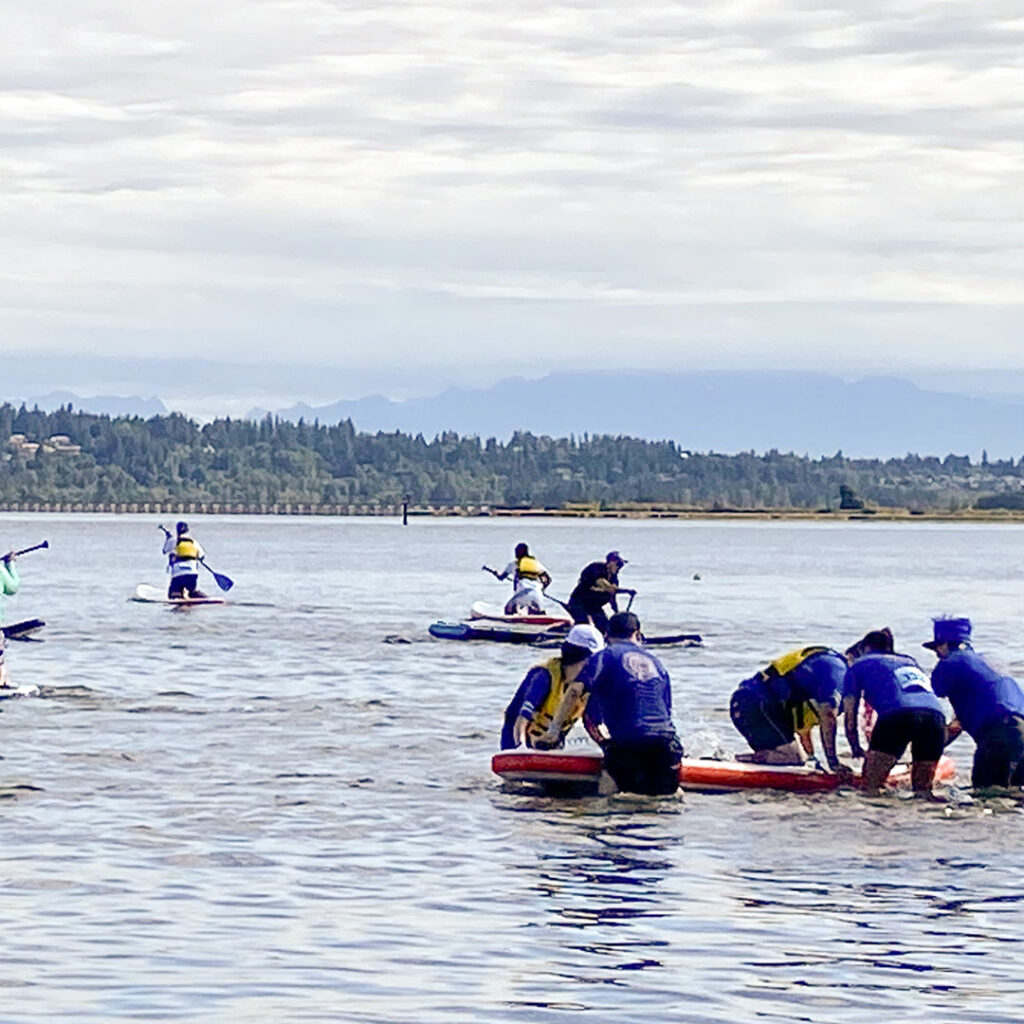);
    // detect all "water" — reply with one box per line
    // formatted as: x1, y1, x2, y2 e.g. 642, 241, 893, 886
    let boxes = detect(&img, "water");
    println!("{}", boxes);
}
2, 513, 1024, 1023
